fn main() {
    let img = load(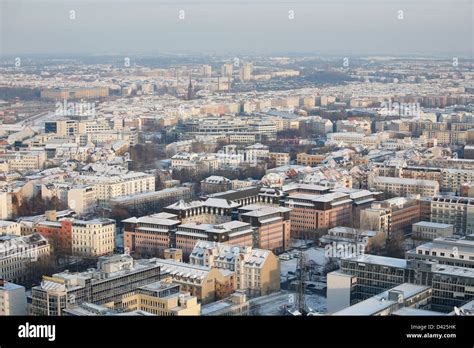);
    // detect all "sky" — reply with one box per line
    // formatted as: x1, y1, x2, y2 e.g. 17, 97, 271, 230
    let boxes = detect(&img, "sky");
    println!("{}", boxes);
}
0, 0, 473, 57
